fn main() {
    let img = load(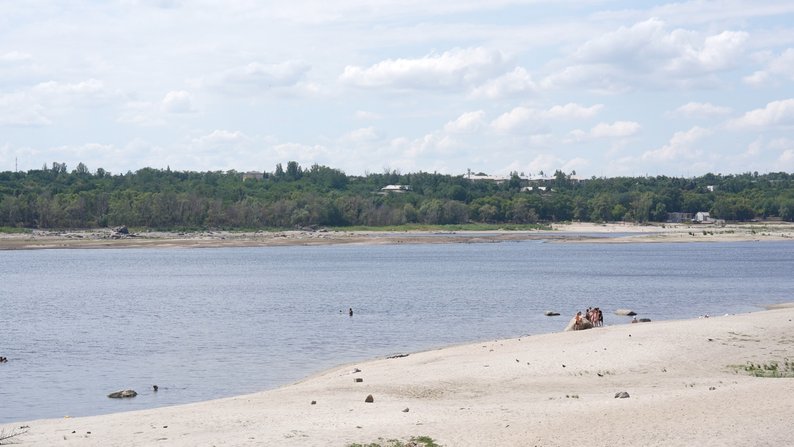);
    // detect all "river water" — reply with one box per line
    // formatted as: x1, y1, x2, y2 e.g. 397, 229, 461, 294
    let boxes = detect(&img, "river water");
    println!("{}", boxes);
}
2, 239, 792, 423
